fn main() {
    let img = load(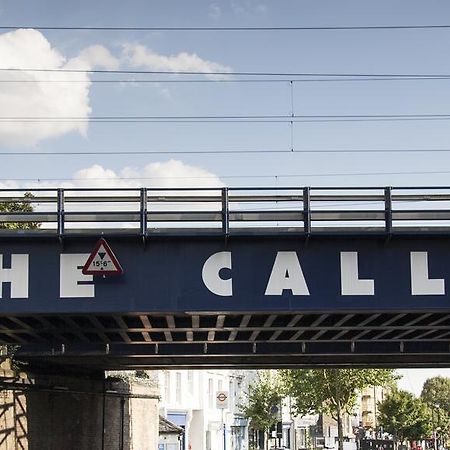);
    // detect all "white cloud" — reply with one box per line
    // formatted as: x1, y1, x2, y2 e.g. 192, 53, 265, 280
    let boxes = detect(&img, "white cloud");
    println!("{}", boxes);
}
0, 160, 224, 230
122, 43, 232, 76
231, 0, 268, 16
209, 3, 222, 20
7, 160, 224, 229
0, 29, 231, 146
0, 29, 119, 147
70, 159, 224, 188
75, 45, 120, 70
